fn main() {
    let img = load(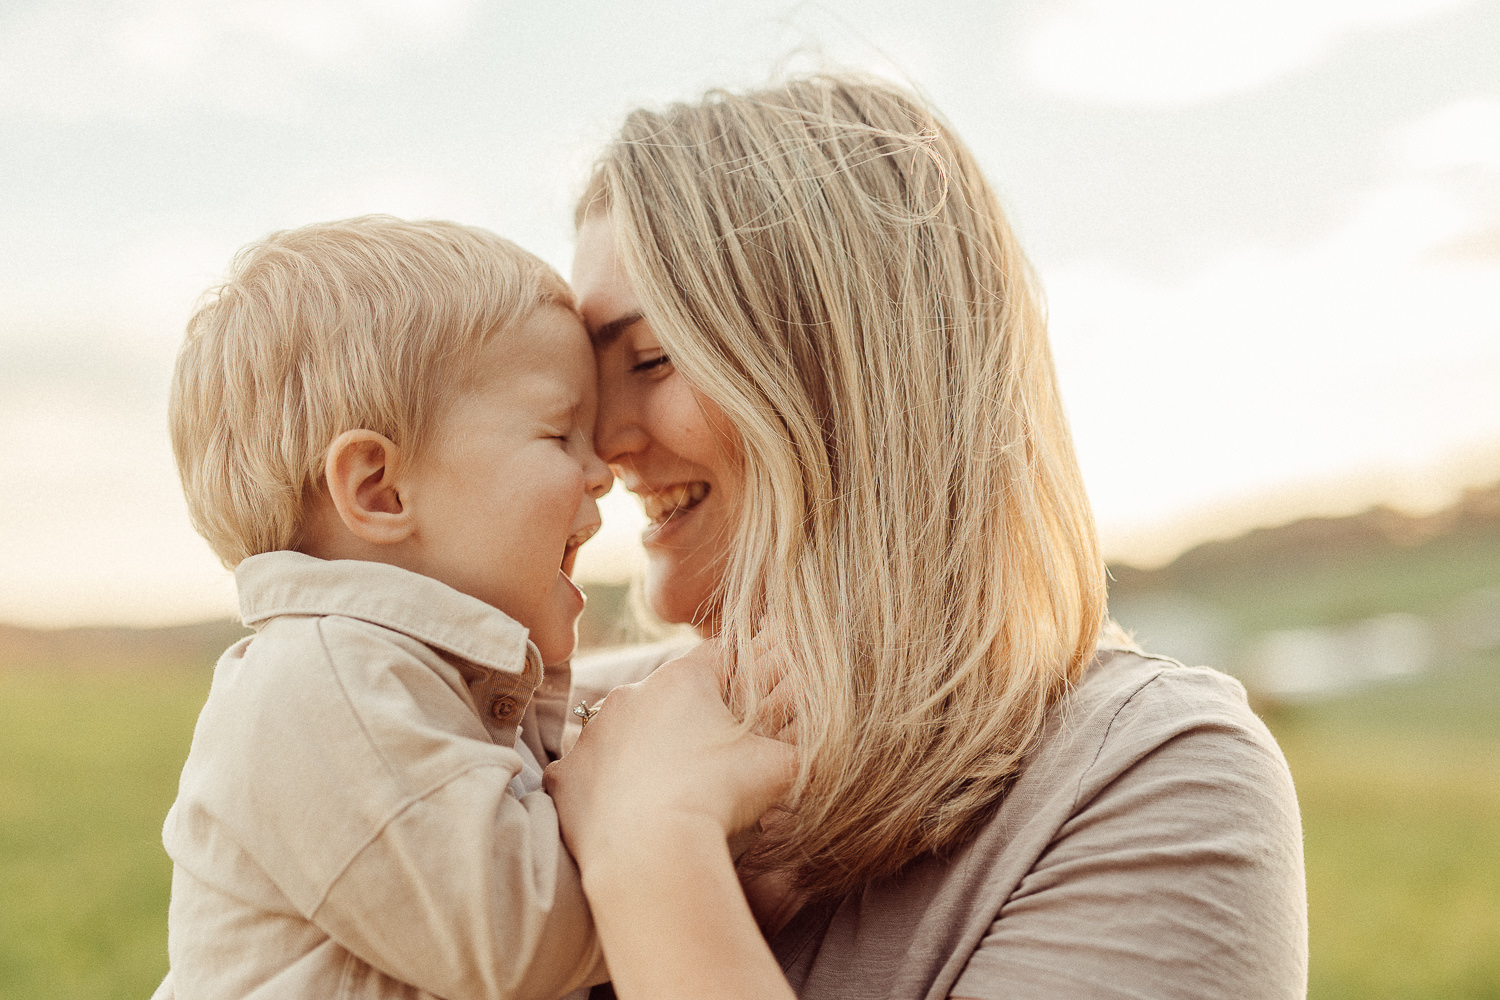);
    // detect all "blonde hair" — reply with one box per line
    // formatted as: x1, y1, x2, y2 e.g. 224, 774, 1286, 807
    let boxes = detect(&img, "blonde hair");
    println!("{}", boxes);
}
170, 215, 570, 567
582, 74, 1107, 896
